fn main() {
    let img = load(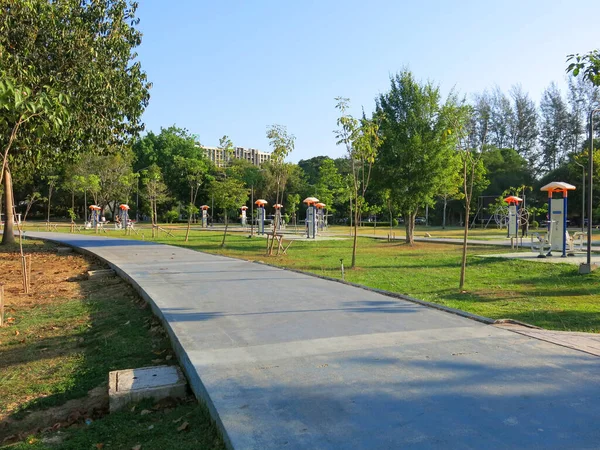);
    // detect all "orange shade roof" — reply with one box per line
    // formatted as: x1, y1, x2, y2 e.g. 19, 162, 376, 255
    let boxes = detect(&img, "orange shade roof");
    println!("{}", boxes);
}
504, 196, 522, 204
